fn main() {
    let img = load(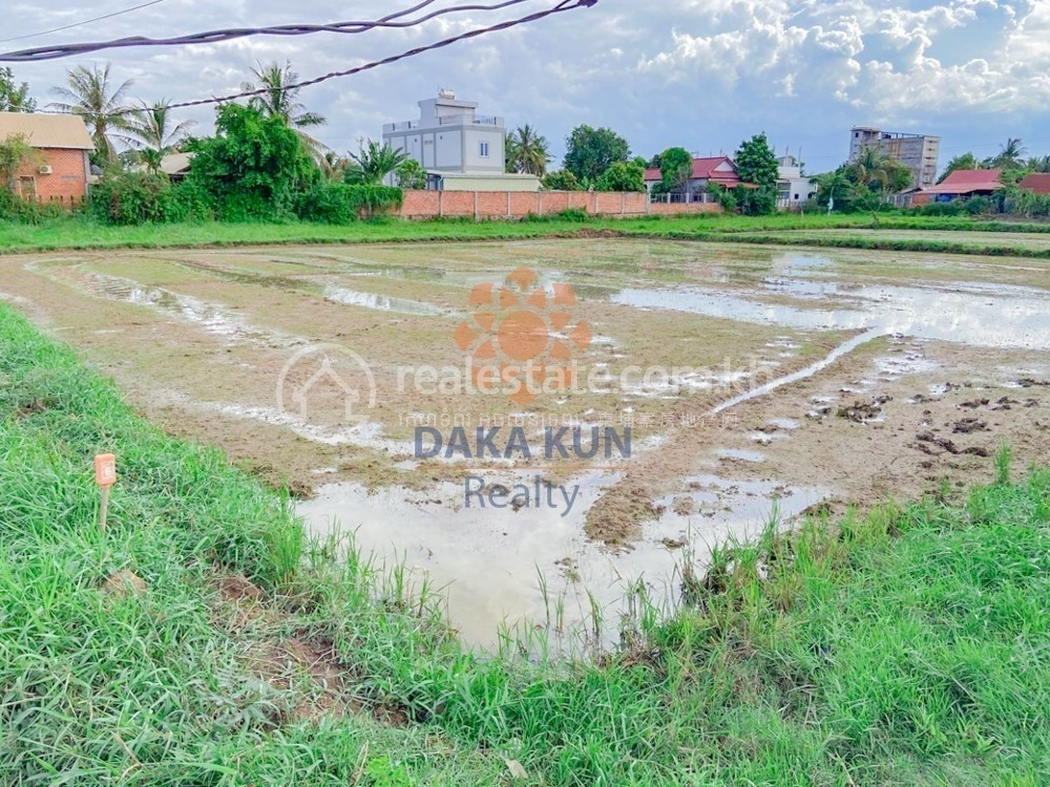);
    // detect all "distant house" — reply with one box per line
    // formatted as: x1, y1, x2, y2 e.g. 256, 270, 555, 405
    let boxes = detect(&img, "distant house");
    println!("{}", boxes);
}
1018, 173, 1050, 195
912, 169, 1004, 205
131, 152, 194, 181
644, 156, 747, 200
0, 112, 95, 207
776, 155, 817, 208
382, 90, 539, 192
